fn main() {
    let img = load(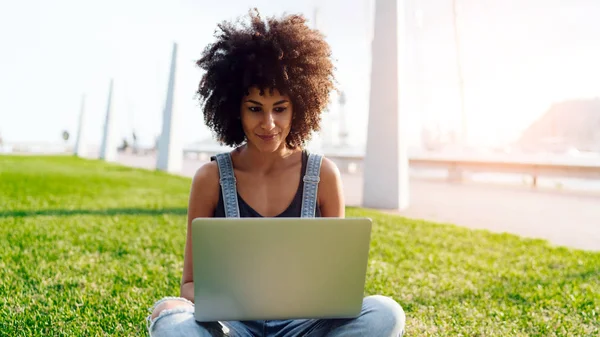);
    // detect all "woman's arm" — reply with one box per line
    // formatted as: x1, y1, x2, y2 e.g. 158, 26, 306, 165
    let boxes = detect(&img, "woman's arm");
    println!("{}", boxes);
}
317, 157, 345, 218
180, 161, 221, 302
